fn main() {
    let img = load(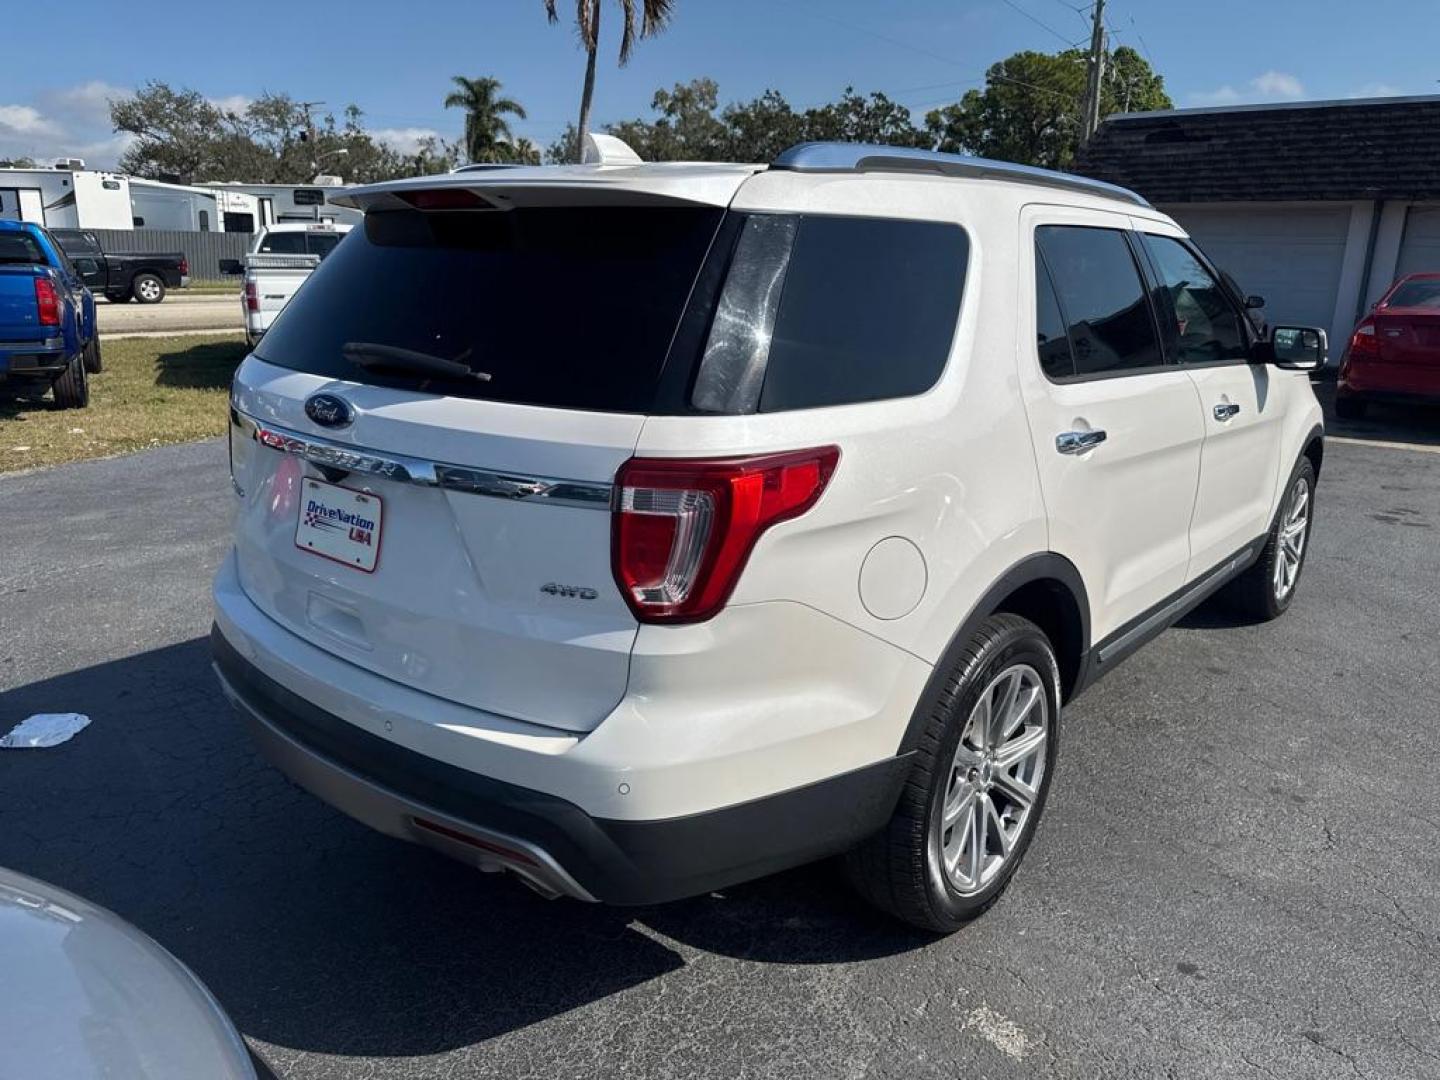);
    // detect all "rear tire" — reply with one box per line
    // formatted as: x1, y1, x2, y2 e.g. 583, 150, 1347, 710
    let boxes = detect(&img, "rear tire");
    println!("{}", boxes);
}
52, 352, 89, 409
845, 614, 1060, 932
1334, 394, 1367, 420
132, 273, 165, 304
82, 336, 103, 374
1223, 459, 1315, 621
